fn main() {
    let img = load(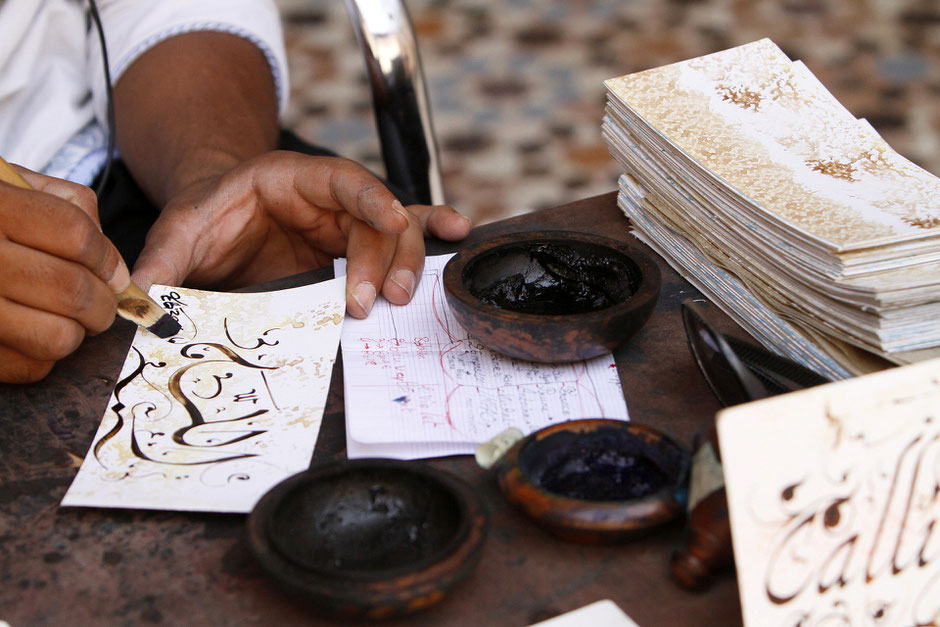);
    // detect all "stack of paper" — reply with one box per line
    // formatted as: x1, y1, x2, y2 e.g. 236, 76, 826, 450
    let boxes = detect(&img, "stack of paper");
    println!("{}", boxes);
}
602, 38, 940, 379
